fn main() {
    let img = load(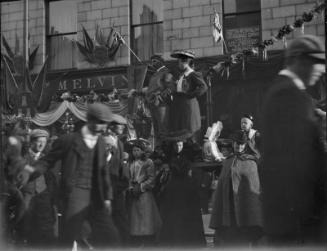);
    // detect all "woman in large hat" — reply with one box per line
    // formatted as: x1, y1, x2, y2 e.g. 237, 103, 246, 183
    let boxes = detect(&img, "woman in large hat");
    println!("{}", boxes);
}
168, 50, 207, 142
